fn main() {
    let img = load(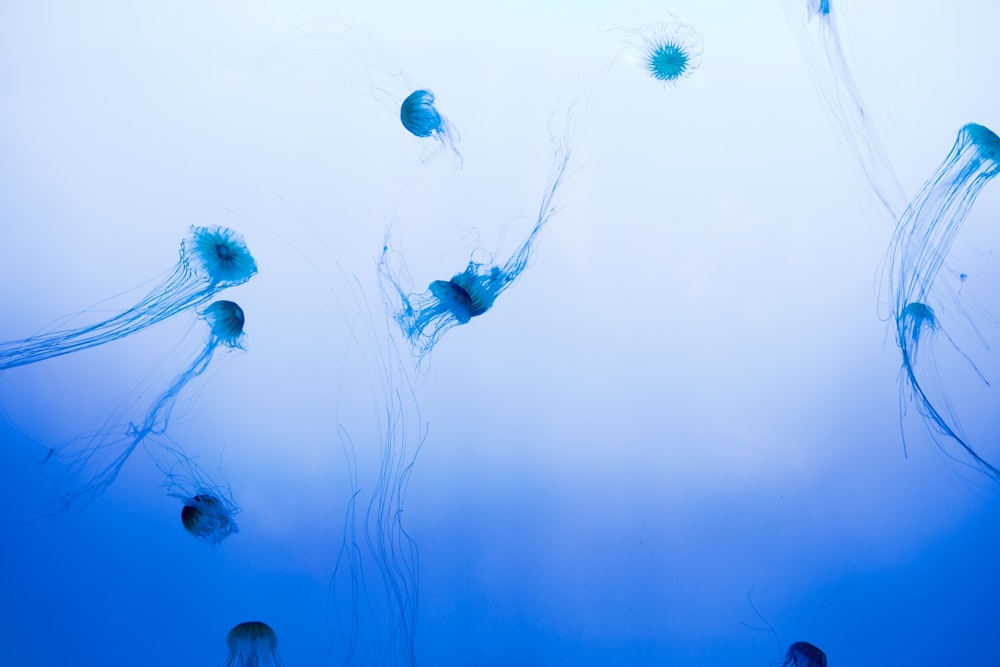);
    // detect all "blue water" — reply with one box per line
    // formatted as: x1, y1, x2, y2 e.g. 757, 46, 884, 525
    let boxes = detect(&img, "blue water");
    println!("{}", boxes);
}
1, 1, 999, 665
